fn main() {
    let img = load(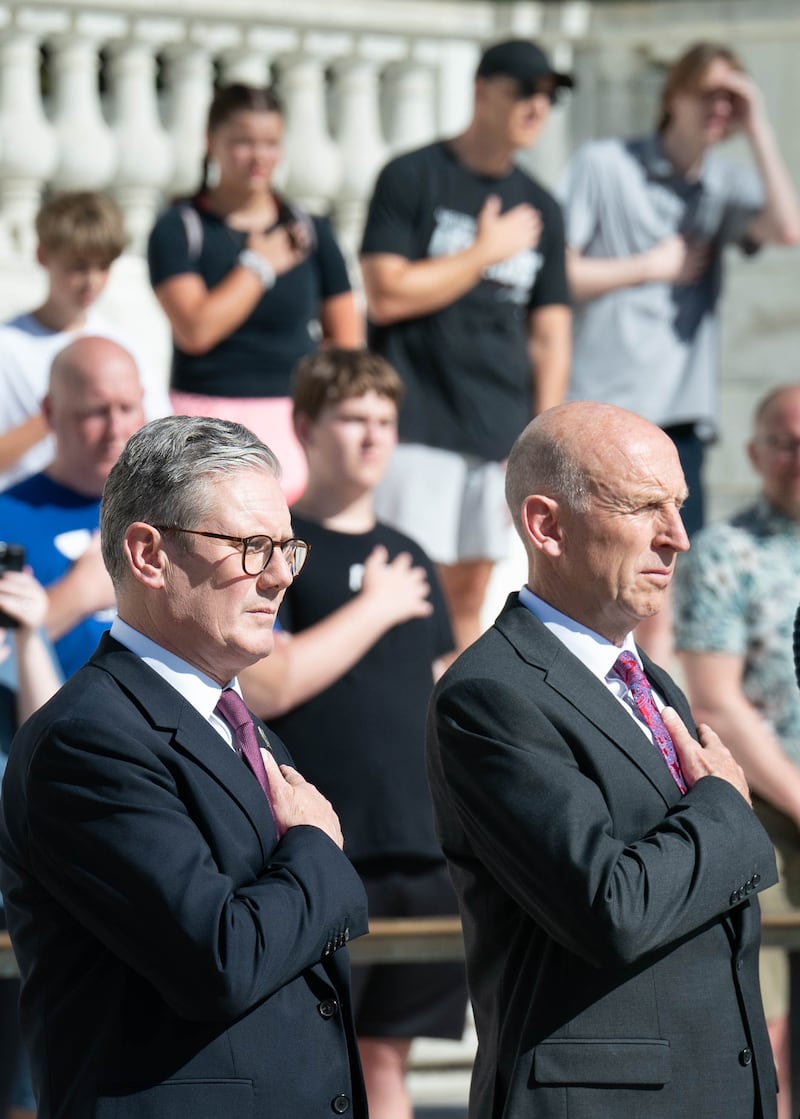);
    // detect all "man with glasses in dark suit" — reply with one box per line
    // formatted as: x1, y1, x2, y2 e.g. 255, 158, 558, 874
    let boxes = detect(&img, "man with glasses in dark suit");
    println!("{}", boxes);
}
0, 414, 368, 1119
